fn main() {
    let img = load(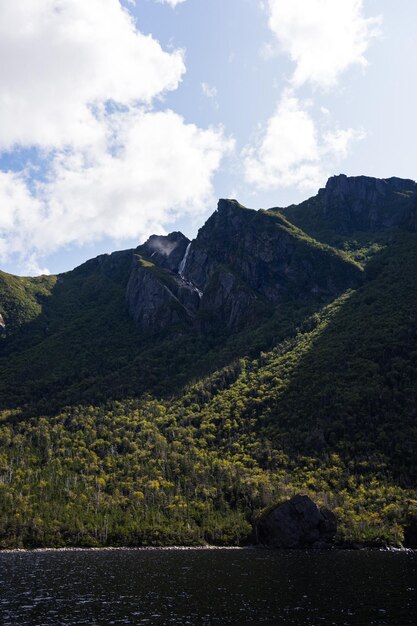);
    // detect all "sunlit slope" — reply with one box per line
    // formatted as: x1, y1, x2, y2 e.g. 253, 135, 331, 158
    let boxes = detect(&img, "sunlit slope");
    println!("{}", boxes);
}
2, 234, 417, 547
0, 203, 360, 412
